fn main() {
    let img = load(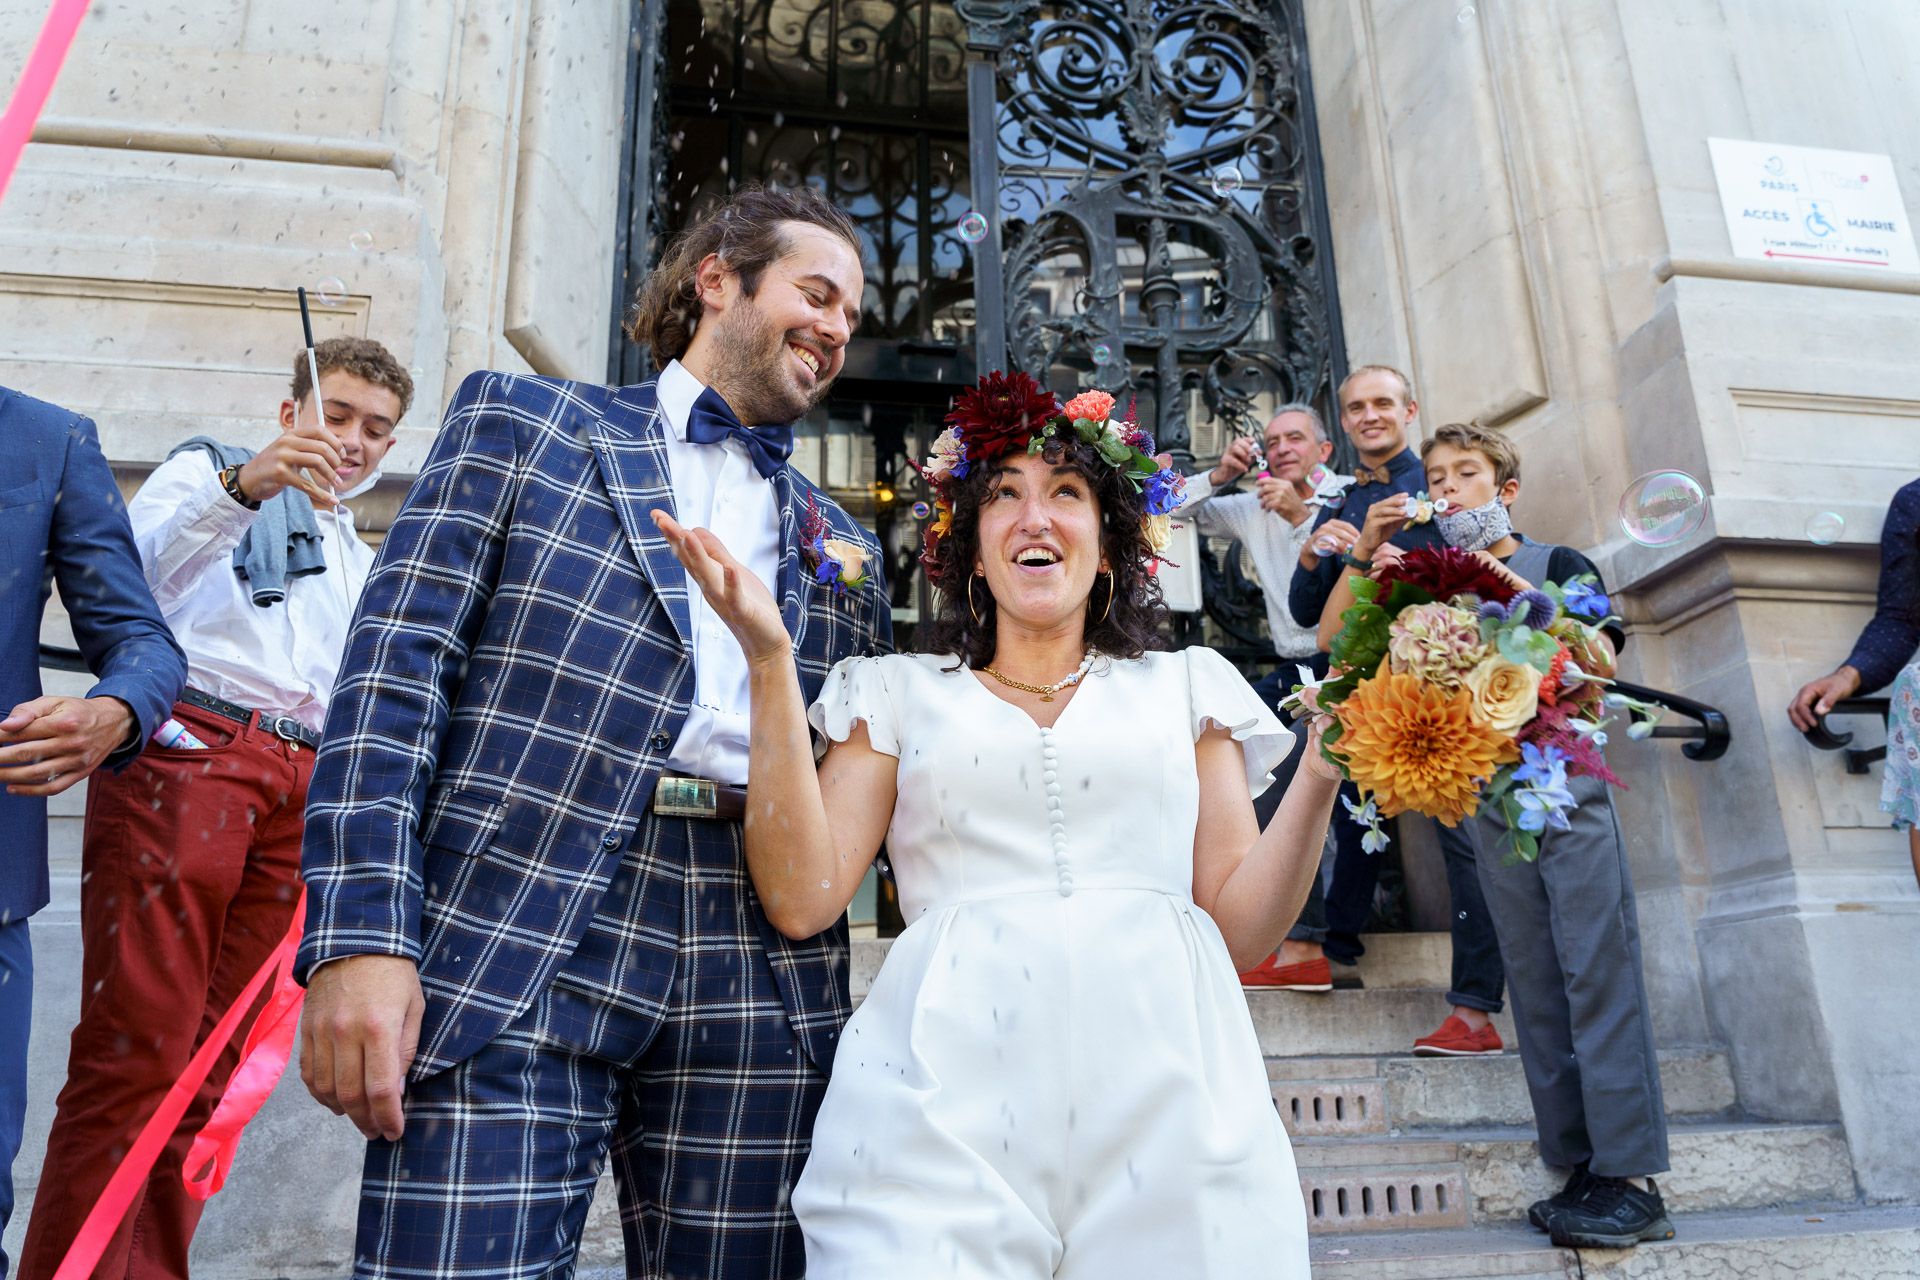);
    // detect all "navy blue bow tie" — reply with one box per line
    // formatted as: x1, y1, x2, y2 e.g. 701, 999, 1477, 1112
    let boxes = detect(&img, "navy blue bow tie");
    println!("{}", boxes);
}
684, 387, 794, 480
